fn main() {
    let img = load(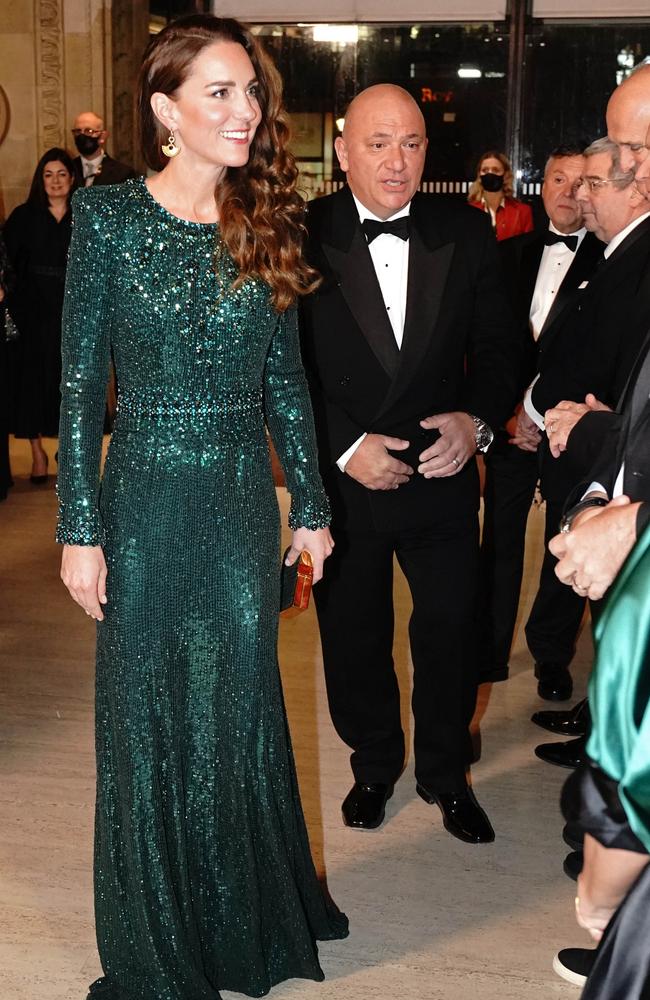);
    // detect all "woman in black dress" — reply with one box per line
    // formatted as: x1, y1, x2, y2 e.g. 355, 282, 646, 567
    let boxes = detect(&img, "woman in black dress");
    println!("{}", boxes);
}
4, 147, 76, 482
